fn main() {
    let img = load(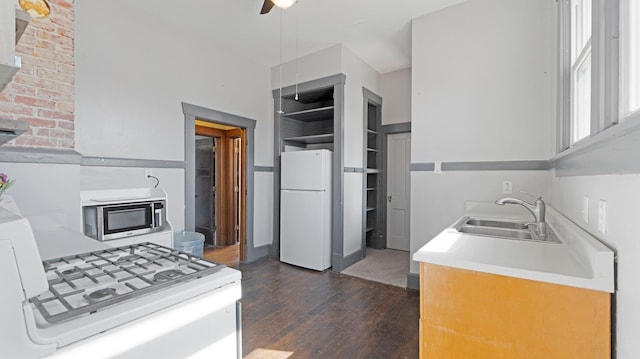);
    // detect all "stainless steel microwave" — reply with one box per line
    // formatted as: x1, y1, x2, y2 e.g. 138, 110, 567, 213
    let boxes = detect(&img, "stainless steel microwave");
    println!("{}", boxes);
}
83, 200, 166, 241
